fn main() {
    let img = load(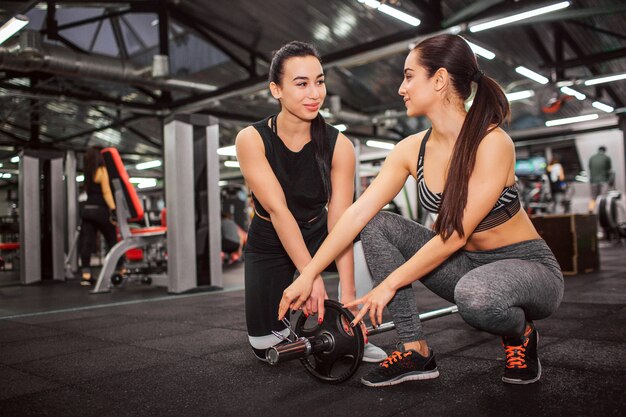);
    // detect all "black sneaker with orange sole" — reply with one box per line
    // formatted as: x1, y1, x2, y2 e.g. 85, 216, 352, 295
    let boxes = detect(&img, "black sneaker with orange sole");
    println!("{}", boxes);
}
502, 322, 541, 384
361, 349, 439, 387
